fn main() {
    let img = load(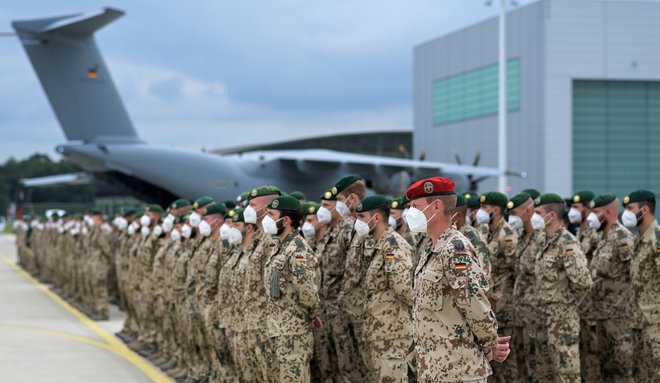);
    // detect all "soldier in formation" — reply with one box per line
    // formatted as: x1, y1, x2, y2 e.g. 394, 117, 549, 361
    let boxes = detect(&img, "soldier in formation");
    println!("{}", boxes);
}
18, 177, 660, 383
